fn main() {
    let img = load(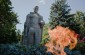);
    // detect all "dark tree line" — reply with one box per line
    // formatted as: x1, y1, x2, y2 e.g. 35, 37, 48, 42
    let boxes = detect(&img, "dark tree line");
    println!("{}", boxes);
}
0, 0, 19, 44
